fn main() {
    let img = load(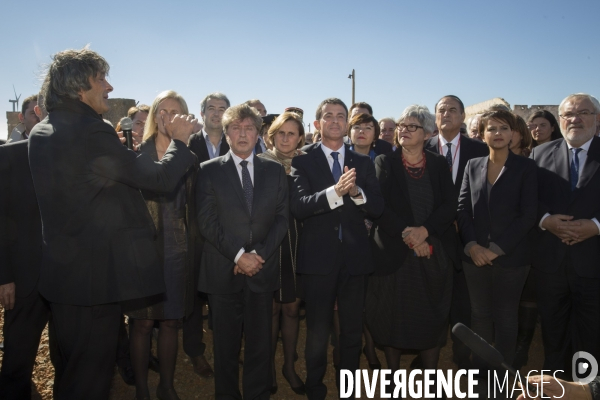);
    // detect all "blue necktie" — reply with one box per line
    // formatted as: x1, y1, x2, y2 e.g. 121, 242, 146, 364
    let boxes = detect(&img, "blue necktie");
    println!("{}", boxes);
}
331, 152, 343, 240
240, 160, 253, 212
445, 143, 453, 168
570, 148, 582, 191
